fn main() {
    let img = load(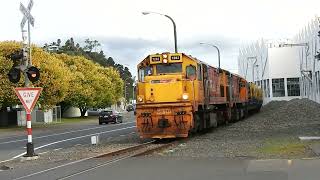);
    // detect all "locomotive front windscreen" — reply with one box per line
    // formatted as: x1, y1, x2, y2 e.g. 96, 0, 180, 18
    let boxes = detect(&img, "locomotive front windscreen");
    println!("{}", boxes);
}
156, 63, 182, 74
